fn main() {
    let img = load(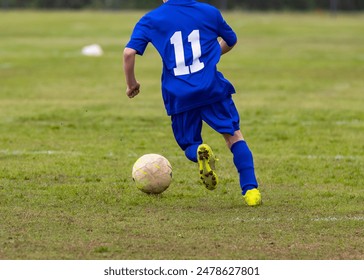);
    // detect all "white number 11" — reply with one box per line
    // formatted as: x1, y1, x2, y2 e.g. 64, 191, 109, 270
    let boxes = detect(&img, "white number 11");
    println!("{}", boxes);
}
170, 30, 205, 76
